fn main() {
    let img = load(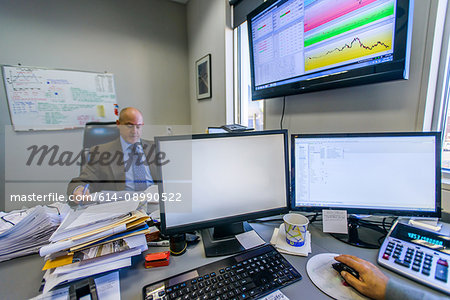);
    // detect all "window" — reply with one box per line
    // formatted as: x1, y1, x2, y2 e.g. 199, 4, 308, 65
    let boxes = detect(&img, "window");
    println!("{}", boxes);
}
234, 21, 264, 130
430, 5, 450, 174
439, 68, 450, 170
